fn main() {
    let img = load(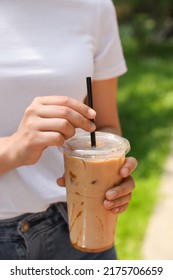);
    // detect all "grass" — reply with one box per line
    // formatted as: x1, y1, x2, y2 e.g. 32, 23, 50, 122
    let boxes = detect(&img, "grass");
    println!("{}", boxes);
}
115, 29, 173, 259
